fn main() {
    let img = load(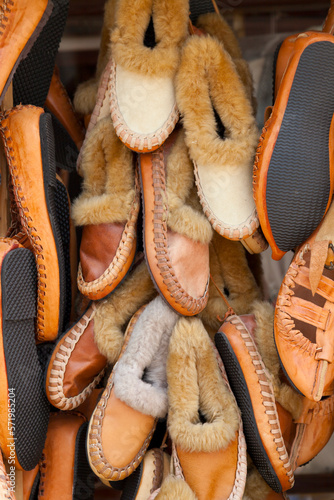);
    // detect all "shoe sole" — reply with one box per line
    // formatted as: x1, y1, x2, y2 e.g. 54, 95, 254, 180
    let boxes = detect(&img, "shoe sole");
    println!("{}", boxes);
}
215, 331, 286, 493
263, 40, 334, 256
13, 0, 69, 107
1, 248, 49, 470
72, 422, 95, 500
189, 0, 216, 23
0, 0, 53, 105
